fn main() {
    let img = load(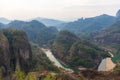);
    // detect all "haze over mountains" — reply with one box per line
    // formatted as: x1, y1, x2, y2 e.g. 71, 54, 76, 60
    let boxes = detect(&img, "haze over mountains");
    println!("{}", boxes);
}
57, 14, 116, 36
0, 9, 120, 80
29, 17, 65, 27
0, 18, 11, 24
0, 13, 117, 32
0, 13, 116, 28
0, 10, 120, 47
92, 10, 120, 50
